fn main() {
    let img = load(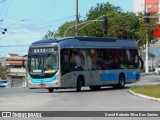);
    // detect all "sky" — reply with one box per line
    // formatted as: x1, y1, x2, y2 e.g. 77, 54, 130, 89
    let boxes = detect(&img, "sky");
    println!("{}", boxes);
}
0, 0, 133, 55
